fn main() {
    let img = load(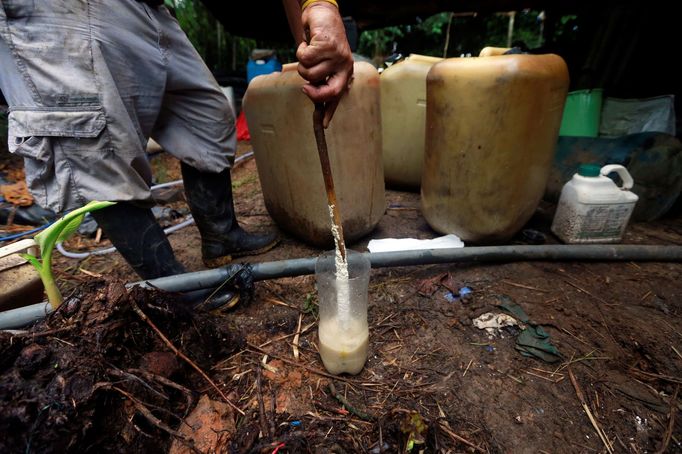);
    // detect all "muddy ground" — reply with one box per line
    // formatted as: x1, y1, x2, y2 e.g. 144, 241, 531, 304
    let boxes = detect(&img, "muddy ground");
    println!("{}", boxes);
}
1, 143, 681, 453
